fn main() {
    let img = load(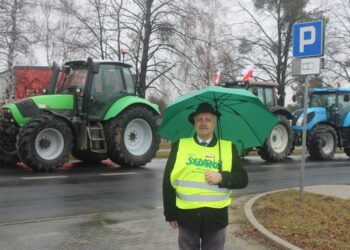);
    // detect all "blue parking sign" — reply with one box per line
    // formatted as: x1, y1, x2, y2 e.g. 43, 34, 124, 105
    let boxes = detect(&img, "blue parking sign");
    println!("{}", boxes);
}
293, 21, 324, 58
